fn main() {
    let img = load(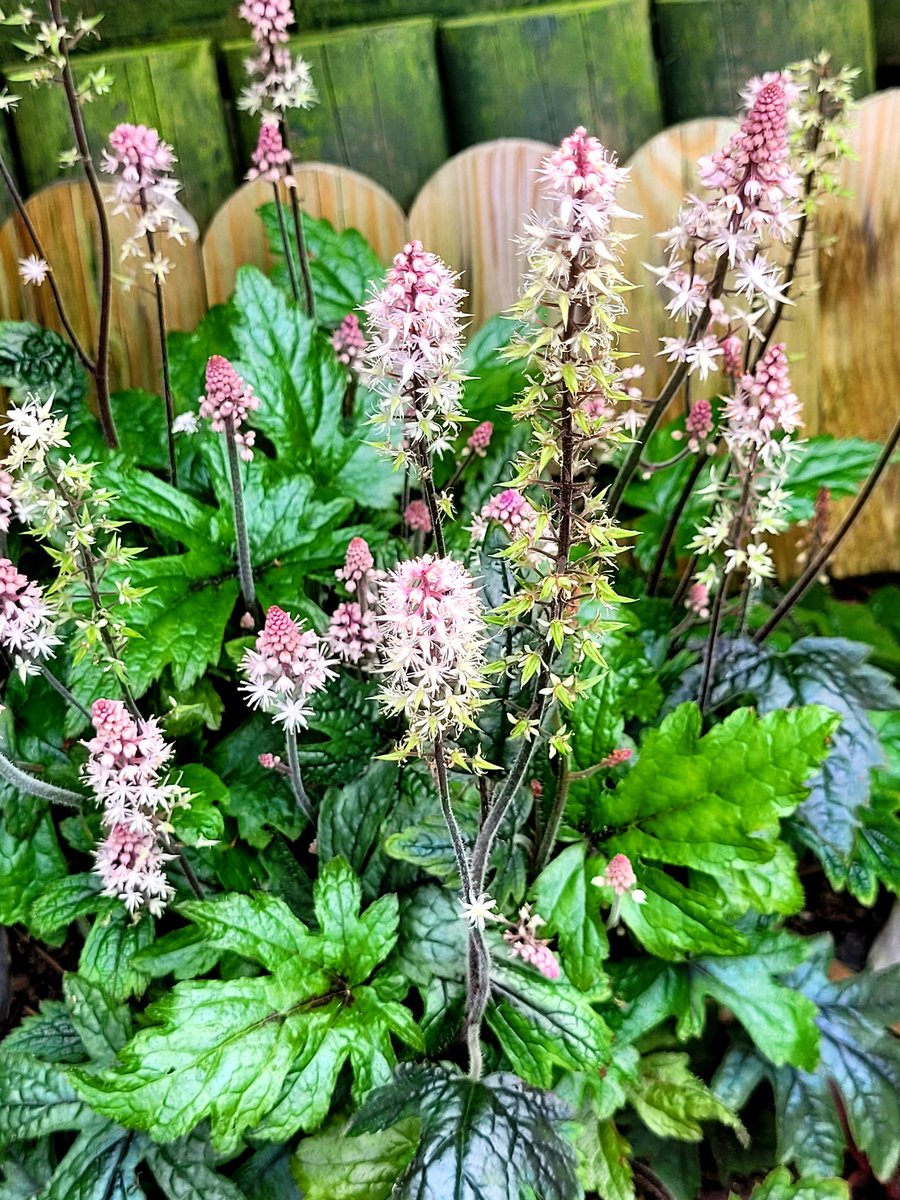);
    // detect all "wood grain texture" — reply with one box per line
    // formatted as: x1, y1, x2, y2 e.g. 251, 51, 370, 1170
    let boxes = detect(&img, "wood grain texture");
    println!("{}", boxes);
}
0, 180, 207, 395
816, 89, 900, 576
439, 0, 662, 159
10, 40, 234, 228
222, 19, 449, 210
202, 165, 408, 307
654, 0, 876, 122
408, 138, 553, 326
